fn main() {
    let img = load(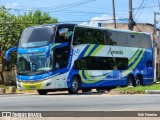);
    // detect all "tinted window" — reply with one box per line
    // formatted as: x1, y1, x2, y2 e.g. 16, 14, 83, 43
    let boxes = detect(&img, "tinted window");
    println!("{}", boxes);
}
55, 25, 74, 43
108, 31, 151, 48
129, 34, 151, 48
73, 27, 104, 45
108, 31, 117, 45
128, 34, 139, 47
19, 26, 55, 48
54, 46, 70, 70
116, 58, 128, 70
139, 35, 151, 48
74, 57, 128, 70
104, 31, 117, 45
116, 32, 129, 46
